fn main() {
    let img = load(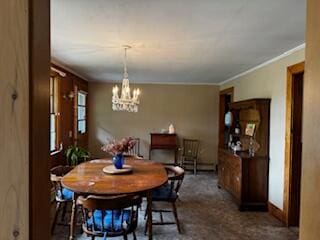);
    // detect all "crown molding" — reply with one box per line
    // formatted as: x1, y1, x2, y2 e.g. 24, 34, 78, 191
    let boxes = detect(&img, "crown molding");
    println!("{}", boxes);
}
91, 80, 219, 86
219, 43, 306, 86
51, 59, 90, 81
52, 43, 305, 86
